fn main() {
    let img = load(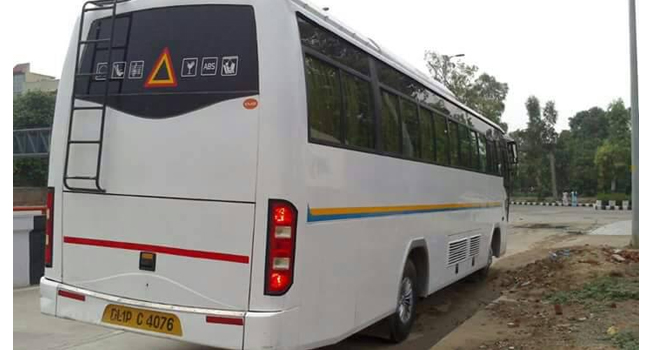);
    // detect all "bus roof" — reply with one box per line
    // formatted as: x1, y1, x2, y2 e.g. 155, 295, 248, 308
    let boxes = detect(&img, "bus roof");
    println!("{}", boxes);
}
291, 0, 505, 135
